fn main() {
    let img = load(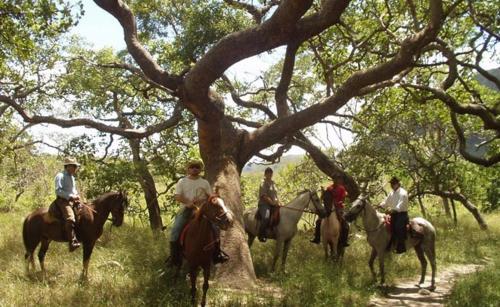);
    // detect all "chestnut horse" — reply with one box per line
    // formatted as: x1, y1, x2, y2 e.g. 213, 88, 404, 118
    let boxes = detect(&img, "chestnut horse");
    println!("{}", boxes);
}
22, 191, 128, 280
178, 194, 233, 307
